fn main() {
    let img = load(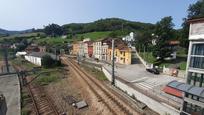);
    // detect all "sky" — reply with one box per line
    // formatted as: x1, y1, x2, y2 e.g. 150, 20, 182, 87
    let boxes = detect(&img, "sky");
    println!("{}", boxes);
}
0, 0, 198, 30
